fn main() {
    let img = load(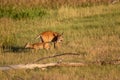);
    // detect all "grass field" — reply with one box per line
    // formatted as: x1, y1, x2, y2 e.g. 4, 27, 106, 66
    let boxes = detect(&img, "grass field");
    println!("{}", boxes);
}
0, 1, 120, 80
